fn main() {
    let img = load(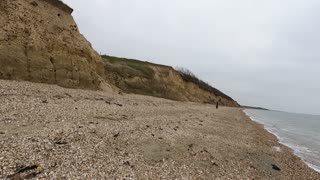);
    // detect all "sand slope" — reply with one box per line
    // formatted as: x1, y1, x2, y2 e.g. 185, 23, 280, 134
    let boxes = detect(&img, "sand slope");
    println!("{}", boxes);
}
0, 80, 319, 179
